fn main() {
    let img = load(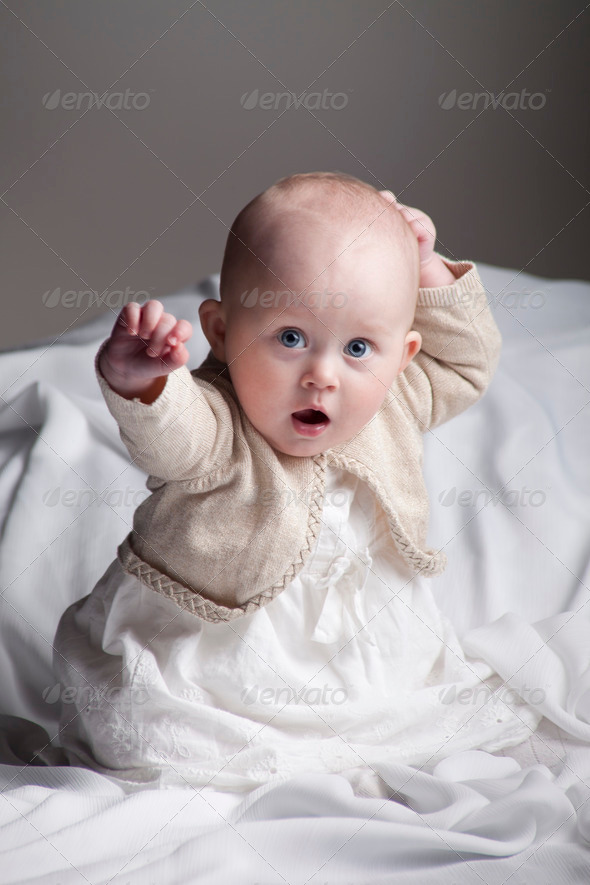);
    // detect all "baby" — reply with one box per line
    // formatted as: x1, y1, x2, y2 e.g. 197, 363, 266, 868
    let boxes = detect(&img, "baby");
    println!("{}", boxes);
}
53, 172, 541, 791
